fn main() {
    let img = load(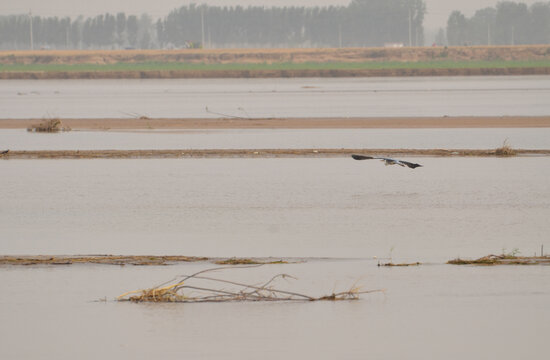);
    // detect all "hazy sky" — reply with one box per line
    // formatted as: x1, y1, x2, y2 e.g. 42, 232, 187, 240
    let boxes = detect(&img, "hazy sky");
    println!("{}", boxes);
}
0, 1, 542, 30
